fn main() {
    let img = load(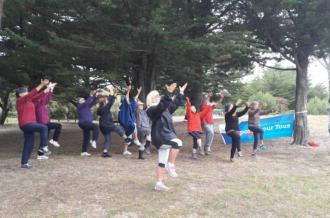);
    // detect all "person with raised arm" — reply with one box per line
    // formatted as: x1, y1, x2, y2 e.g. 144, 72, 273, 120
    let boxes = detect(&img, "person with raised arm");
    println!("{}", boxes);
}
118, 85, 142, 155
248, 101, 274, 155
185, 97, 211, 159
200, 93, 225, 154
77, 90, 99, 156
16, 79, 50, 169
35, 82, 62, 150
146, 81, 187, 191
224, 99, 249, 162
97, 86, 132, 158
